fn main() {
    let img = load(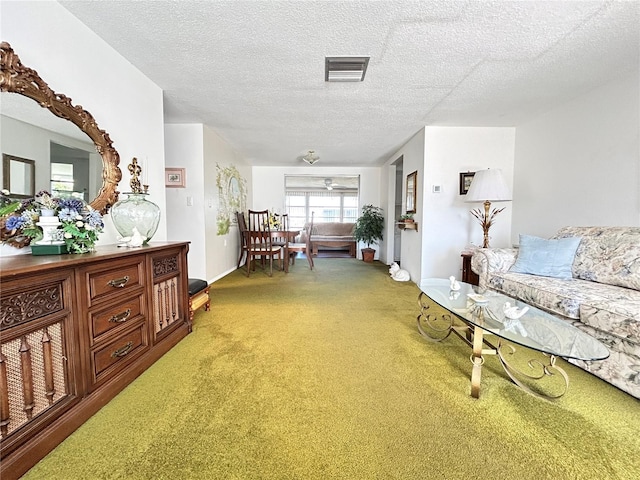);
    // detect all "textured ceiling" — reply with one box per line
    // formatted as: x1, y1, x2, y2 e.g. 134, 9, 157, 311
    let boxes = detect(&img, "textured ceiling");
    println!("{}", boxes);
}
60, 0, 639, 167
